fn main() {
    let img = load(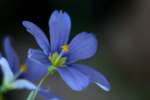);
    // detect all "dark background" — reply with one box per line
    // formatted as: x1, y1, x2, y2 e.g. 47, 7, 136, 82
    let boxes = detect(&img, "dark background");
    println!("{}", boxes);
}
0, 0, 149, 100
